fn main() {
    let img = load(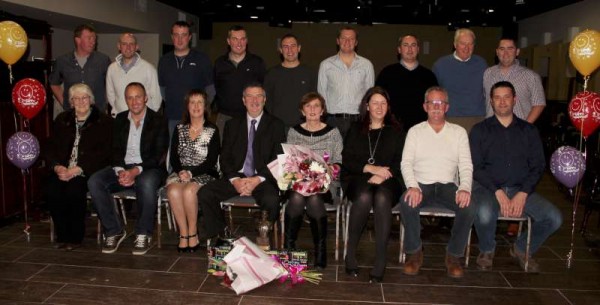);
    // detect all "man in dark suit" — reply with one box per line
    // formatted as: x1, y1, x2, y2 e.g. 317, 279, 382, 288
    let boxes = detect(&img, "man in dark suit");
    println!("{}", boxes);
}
88, 82, 169, 255
199, 82, 286, 239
